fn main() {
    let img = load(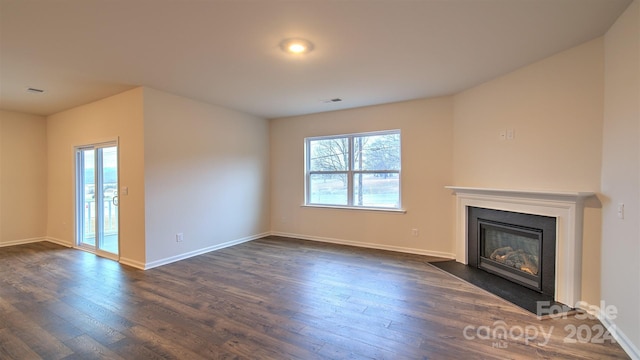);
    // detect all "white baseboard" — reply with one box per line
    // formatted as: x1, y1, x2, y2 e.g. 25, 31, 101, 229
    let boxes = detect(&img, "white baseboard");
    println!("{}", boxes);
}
598, 312, 640, 359
0, 237, 48, 247
45, 237, 145, 269
45, 237, 73, 247
118, 257, 146, 270
143, 232, 271, 270
576, 302, 640, 360
270, 231, 456, 259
